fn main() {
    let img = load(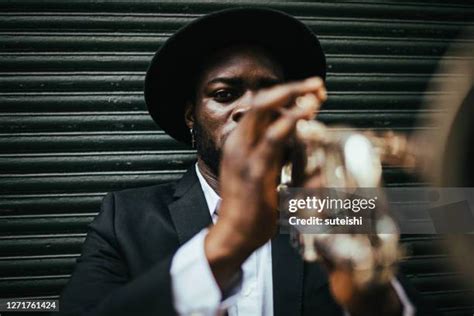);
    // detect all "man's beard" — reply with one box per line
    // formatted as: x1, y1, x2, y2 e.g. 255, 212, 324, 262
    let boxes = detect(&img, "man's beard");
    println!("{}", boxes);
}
193, 120, 222, 176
